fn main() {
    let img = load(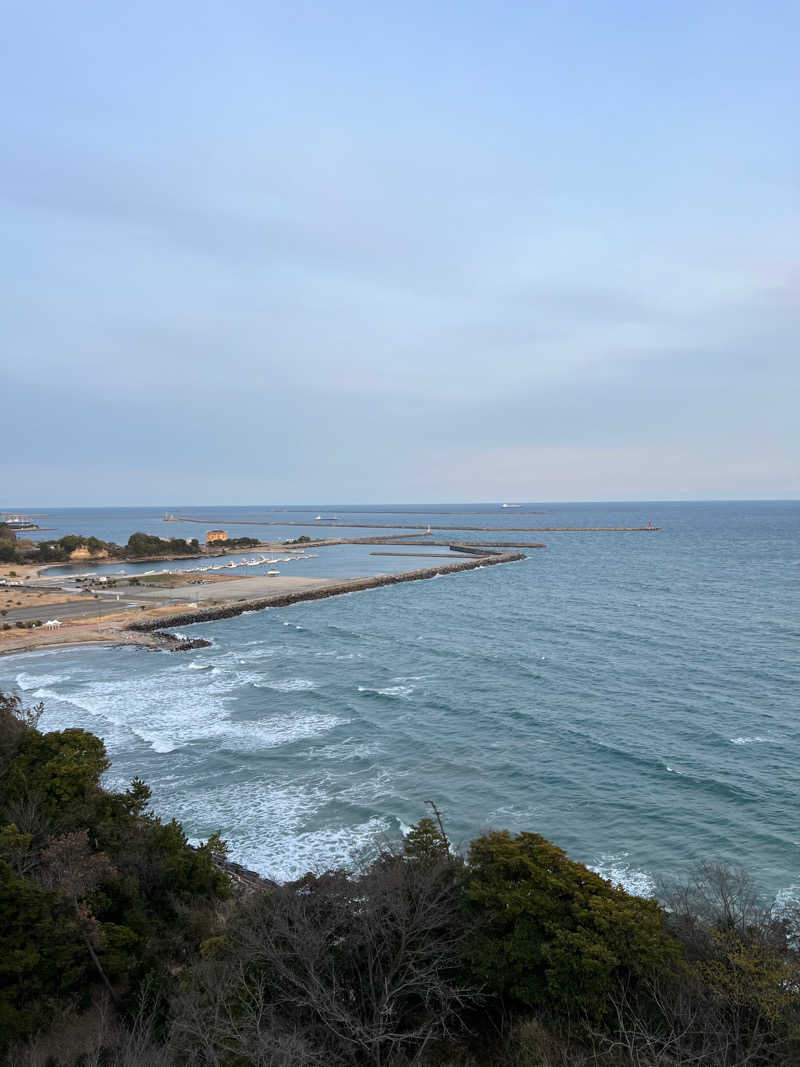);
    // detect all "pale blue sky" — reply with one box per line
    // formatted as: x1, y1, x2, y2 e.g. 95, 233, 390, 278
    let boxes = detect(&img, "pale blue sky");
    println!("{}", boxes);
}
3, 1, 798, 504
